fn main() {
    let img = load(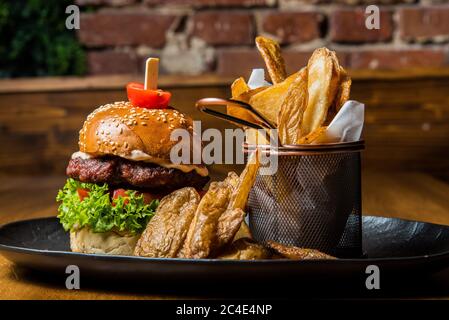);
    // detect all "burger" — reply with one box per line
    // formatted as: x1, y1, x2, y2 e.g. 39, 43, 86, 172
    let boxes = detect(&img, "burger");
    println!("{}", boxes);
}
57, 100, 209, 255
